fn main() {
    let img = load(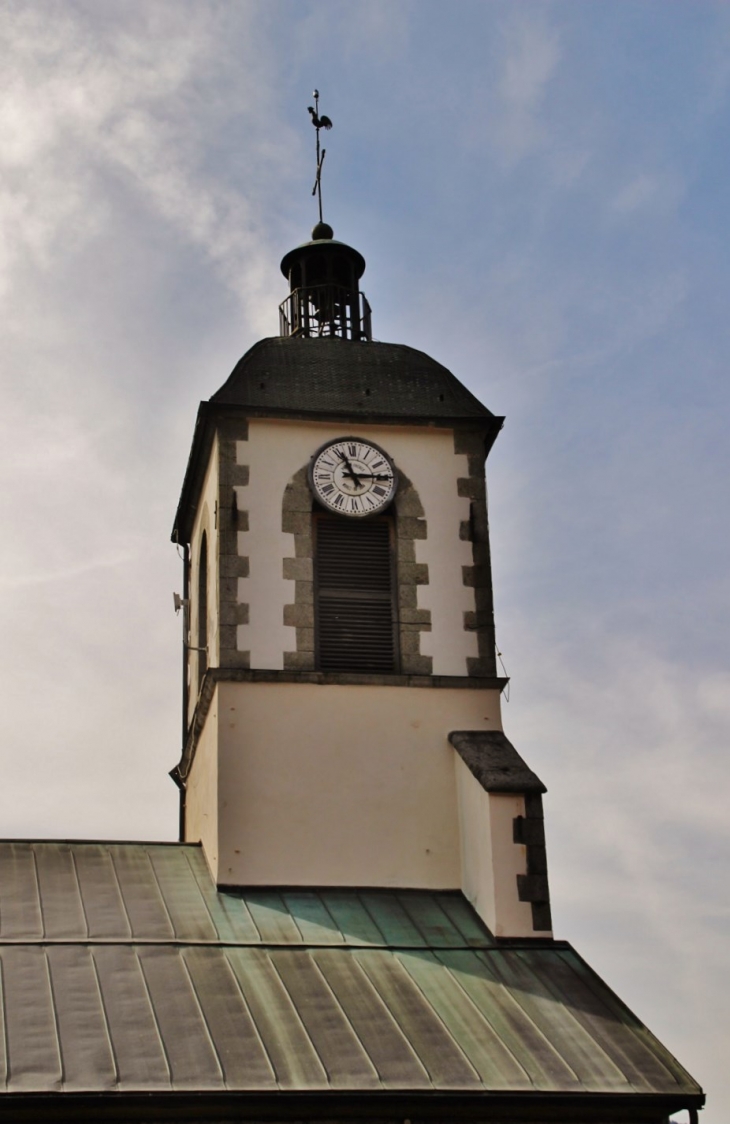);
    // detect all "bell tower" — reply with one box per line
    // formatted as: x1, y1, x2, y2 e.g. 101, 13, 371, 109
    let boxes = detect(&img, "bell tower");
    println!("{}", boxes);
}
170, 214, 553, 940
